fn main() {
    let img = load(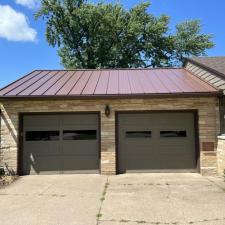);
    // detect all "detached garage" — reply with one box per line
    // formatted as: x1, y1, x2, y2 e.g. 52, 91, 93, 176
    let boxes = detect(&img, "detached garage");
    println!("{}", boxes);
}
0, 68, 220, 176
